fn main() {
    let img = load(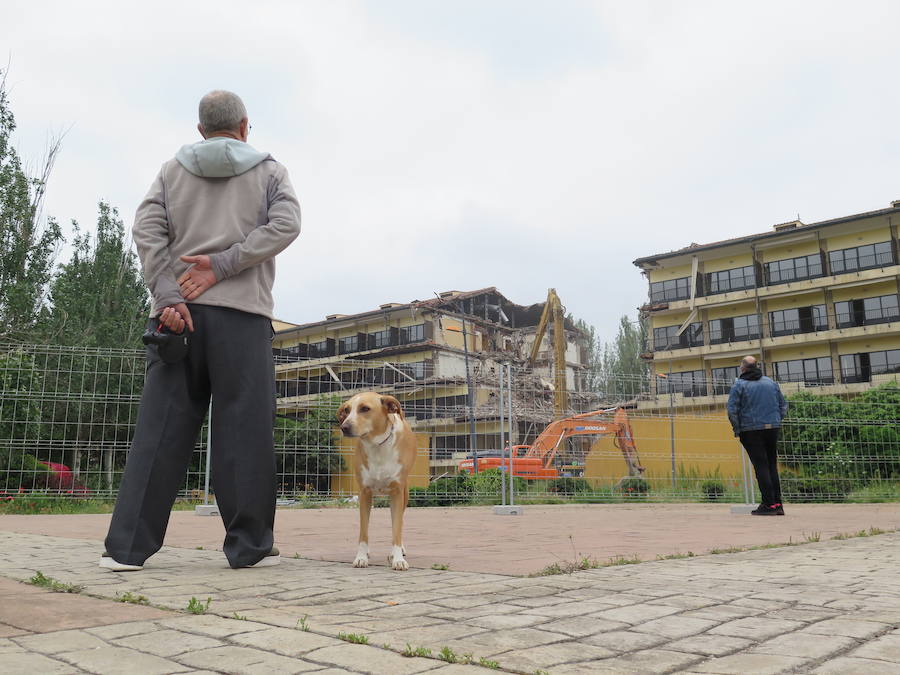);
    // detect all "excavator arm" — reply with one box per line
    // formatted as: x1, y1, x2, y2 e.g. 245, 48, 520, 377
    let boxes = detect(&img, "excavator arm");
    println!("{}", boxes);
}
527, 288, 568, 419
523, 407, 646, 477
